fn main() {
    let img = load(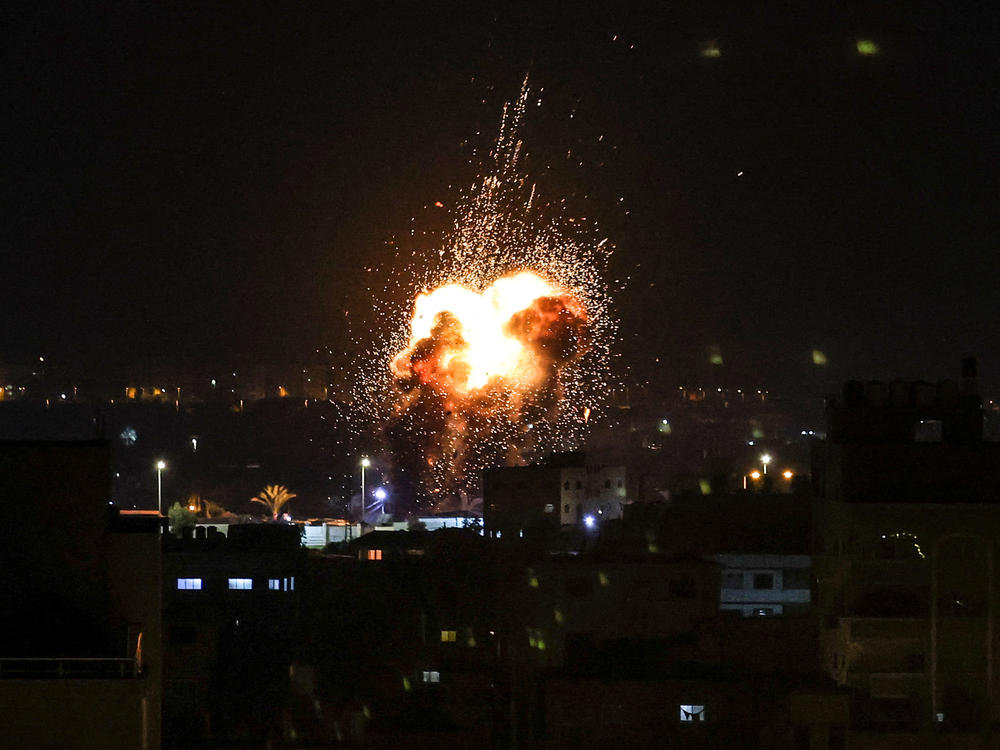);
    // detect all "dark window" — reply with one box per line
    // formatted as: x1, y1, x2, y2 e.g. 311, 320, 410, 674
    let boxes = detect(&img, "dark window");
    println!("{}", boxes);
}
723, 572, 744, 589
753, 573, 774, 590
563, 504, 570, 513
563, 481, 569, 490
914, 419, 942, 442
169, 626, 197, 644
604, 479, 611, 488
783, 568, 810, 589
669, 578, 696, 598
575, 480, 582, 490
938, 594, 984, 616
